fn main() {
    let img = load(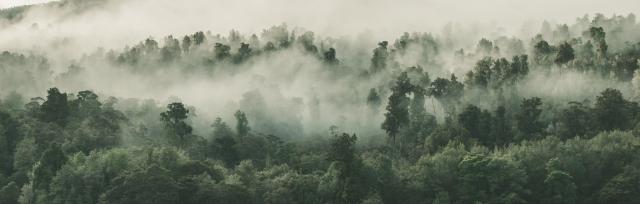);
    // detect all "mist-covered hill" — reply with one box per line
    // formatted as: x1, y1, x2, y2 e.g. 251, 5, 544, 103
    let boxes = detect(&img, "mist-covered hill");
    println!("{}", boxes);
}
2, 0, 640, 203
